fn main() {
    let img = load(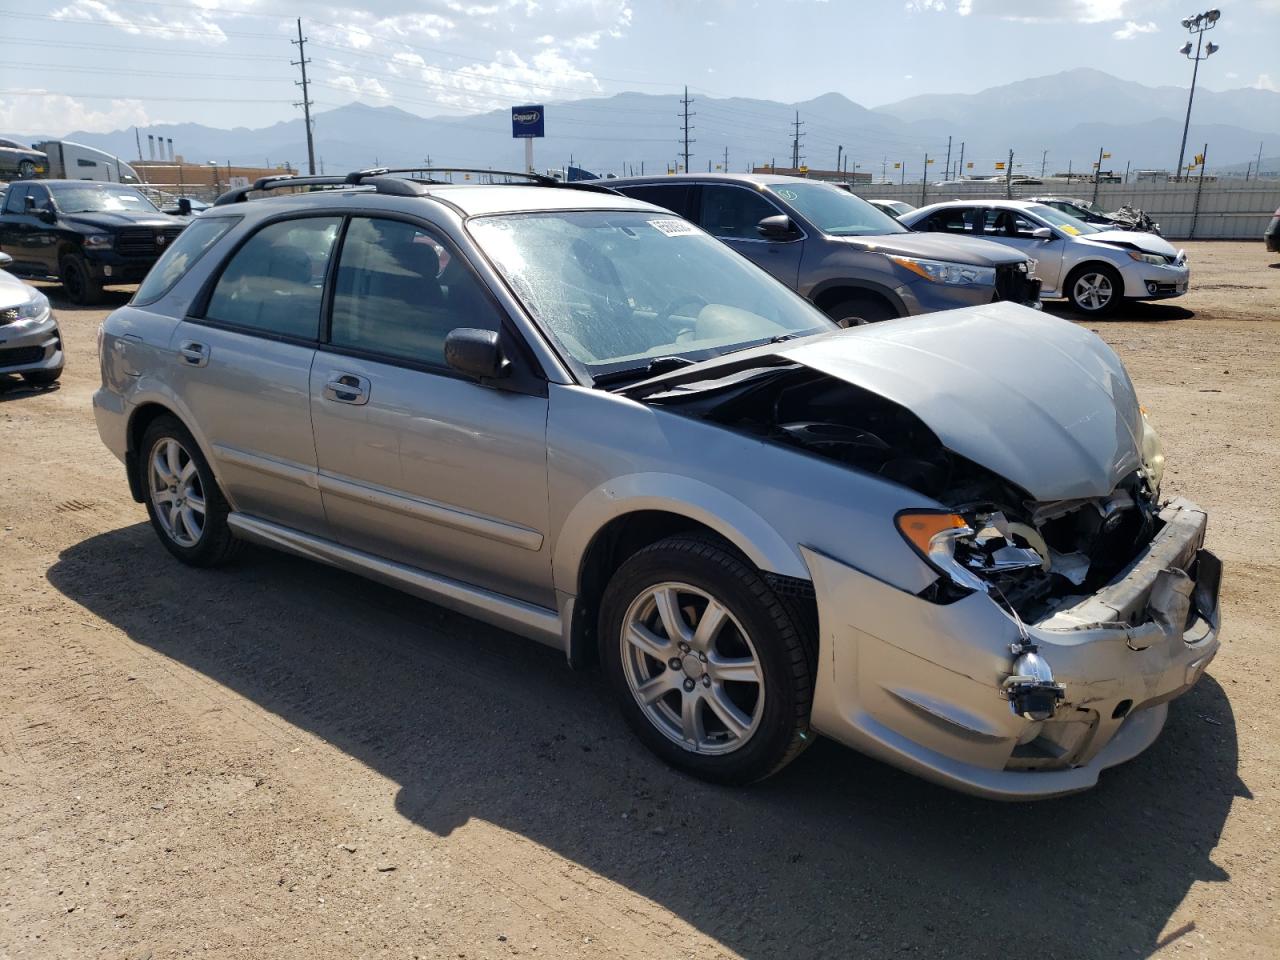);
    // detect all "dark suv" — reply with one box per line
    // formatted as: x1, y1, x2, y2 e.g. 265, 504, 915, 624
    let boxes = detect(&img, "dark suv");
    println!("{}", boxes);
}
0, 180, 187, 304
608, 174, 1039, 324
